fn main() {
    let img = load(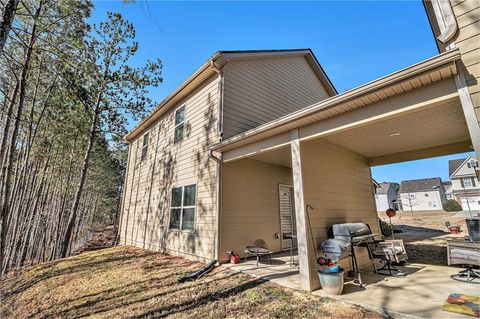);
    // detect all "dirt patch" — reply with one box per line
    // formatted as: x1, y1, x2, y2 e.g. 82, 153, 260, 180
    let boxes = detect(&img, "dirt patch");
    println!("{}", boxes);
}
0, 246, 384, 319
378, 211, 468, 265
